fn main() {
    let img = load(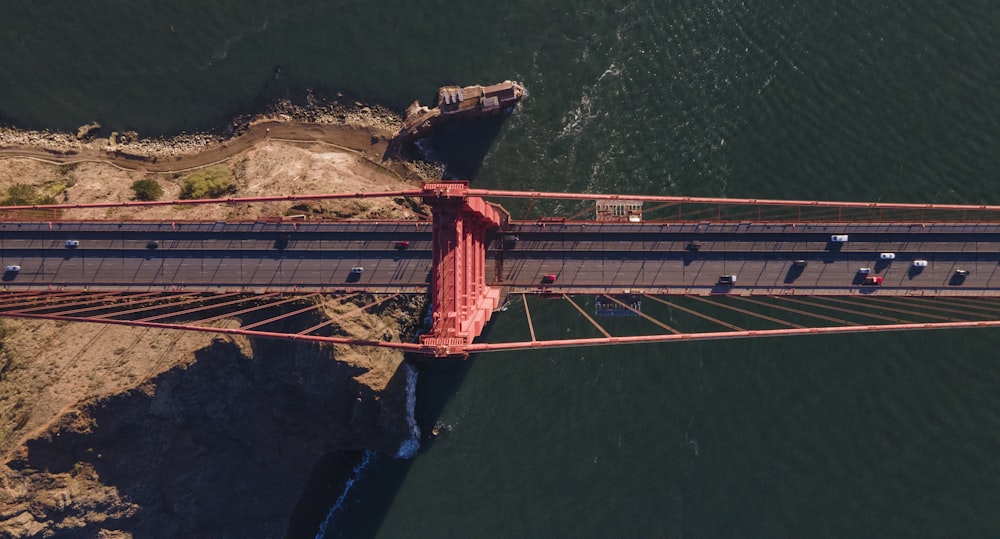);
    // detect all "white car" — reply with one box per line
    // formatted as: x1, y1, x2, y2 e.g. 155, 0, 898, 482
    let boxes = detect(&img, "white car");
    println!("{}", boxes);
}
350, 267, 364, 274
65, 240, 80, 248
912, 260, 928, 267
830, 235, 849, 242
4, 265, 20, 273
879, 253, 896, 260
857, 267, 872, 274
